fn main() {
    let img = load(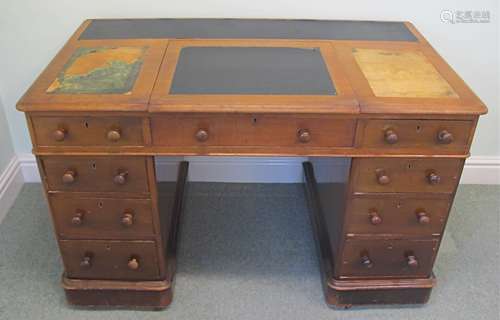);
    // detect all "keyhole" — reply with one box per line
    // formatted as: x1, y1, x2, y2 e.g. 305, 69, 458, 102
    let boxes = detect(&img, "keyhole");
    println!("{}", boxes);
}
252, 117, 257, 125
84, 121, 89, 129
91, 162, 96, 170
98, 201, 103, 208
416, 125, 421, 132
